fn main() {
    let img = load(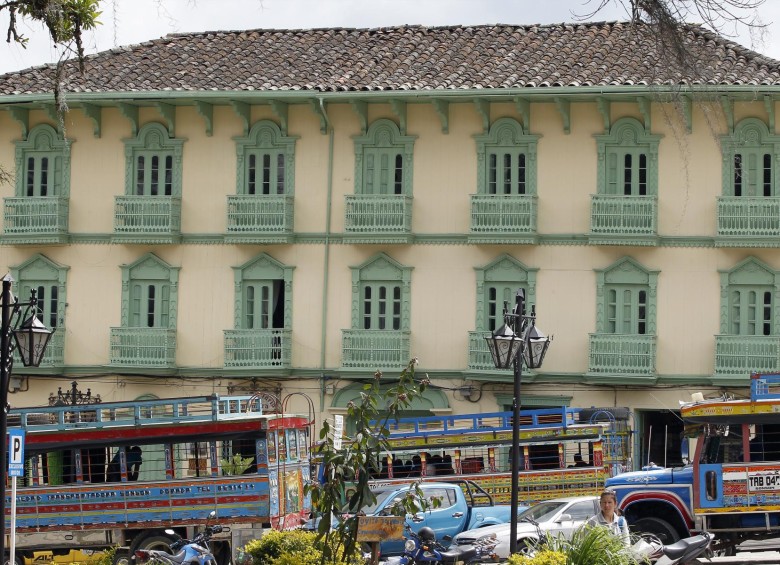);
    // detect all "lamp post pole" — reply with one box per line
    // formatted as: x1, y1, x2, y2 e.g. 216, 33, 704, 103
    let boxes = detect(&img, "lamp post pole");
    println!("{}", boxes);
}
483, 288, 551, 557
0, 275, 54, 565
0, 277, 13, 565
508, 307, 523, 556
